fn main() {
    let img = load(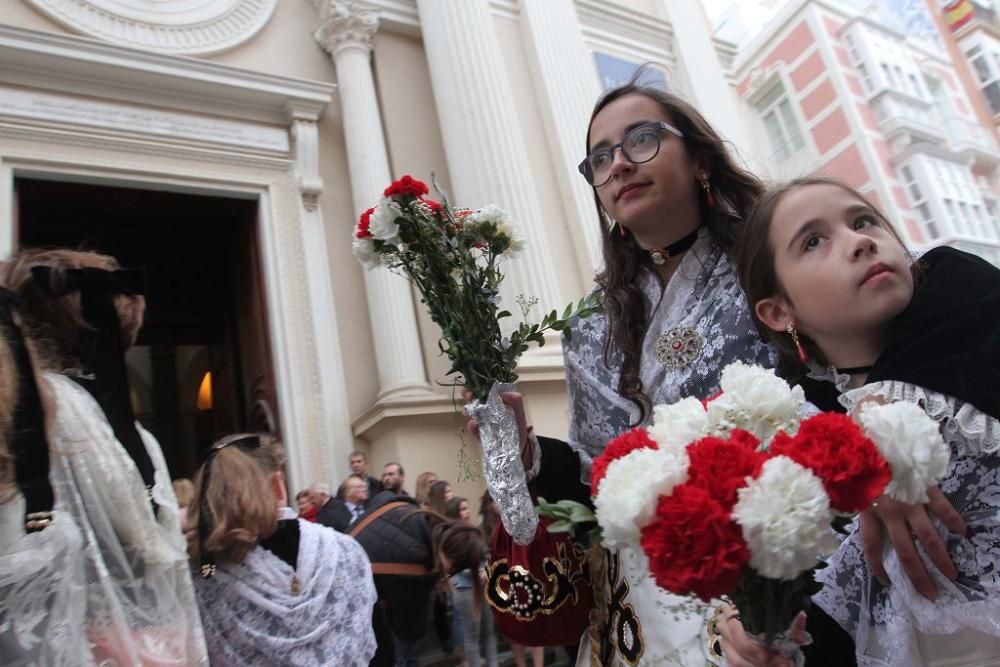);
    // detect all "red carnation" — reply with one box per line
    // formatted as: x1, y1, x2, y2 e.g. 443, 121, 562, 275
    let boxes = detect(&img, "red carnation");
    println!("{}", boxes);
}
641, 483, 749, 601
356, 207, 374, 239
685, 431, 769, 510
591, 428, 658, 493
384, 174, 429, 198
771, 413, 891, 513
